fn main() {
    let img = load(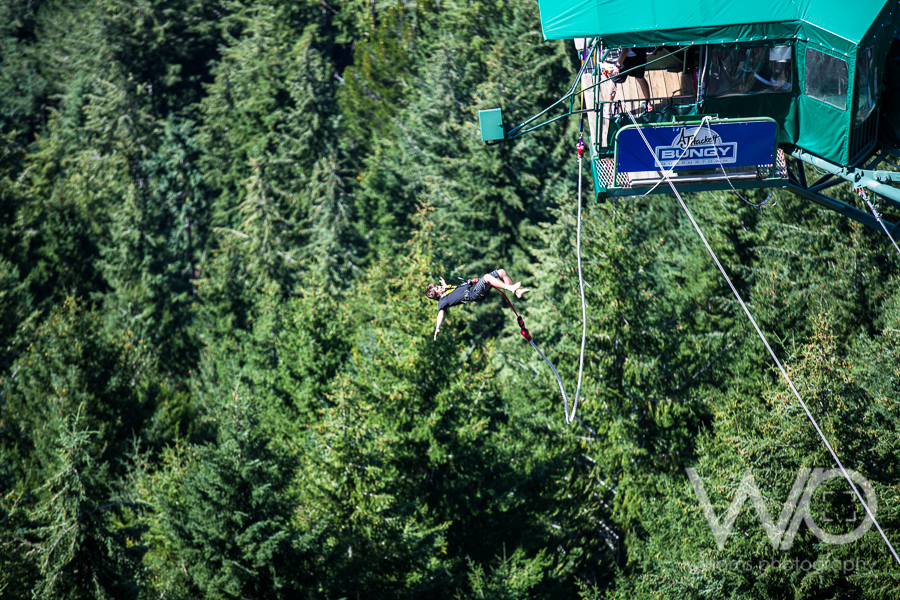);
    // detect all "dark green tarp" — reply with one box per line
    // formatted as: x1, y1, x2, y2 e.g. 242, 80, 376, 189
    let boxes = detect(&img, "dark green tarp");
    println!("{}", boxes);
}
538, 0, 889, 55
